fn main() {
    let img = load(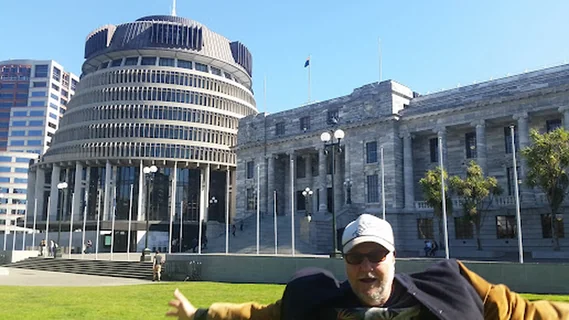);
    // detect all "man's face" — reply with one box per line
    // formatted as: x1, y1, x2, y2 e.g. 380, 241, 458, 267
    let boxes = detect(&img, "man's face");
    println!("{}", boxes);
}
344, 242, 395, 306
